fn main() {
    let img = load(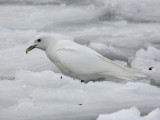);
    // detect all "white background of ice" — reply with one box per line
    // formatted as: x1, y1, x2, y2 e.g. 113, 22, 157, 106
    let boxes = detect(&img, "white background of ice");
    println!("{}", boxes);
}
97, 107, 160, 120
0, 0, 160, 120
